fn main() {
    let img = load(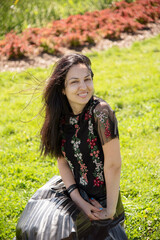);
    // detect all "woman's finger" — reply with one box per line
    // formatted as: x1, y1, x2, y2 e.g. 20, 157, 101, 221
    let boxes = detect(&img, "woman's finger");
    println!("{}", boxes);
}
91, 206, 101, 213
92, 212, 101, 219
88, 212, 100, 221
90, 198, 103, 208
